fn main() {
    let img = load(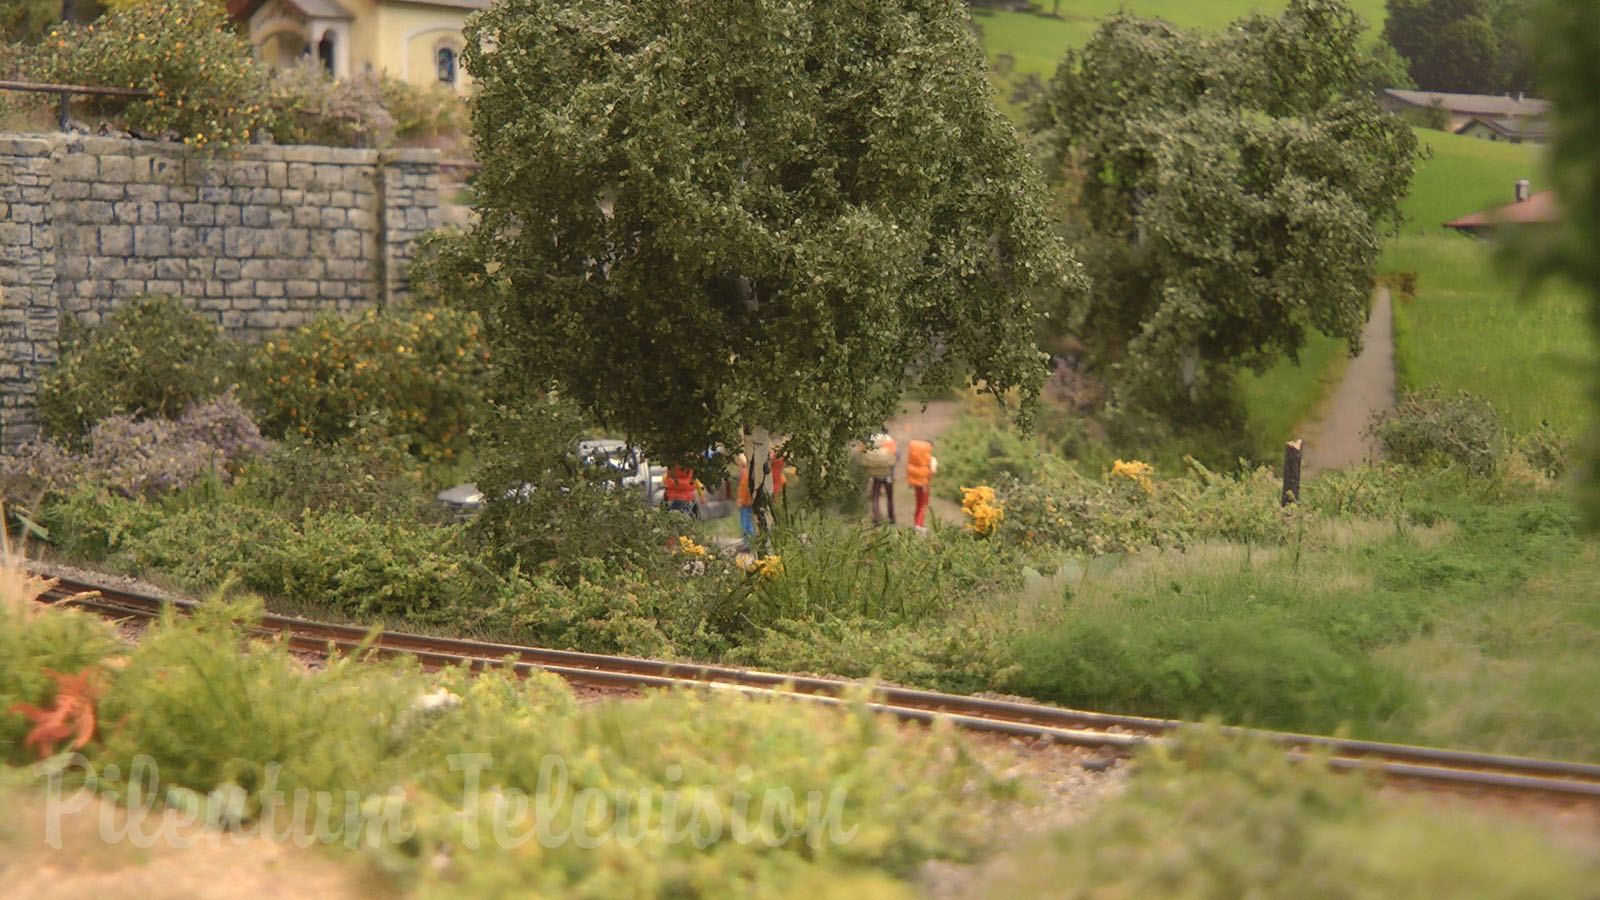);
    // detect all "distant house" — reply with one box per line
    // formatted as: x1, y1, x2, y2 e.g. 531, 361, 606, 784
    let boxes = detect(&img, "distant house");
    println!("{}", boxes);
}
227, 0, 487, 91
1378, 89, 1549, 144
1443, 181, 1561, 237
1452, 115, 1548, 144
